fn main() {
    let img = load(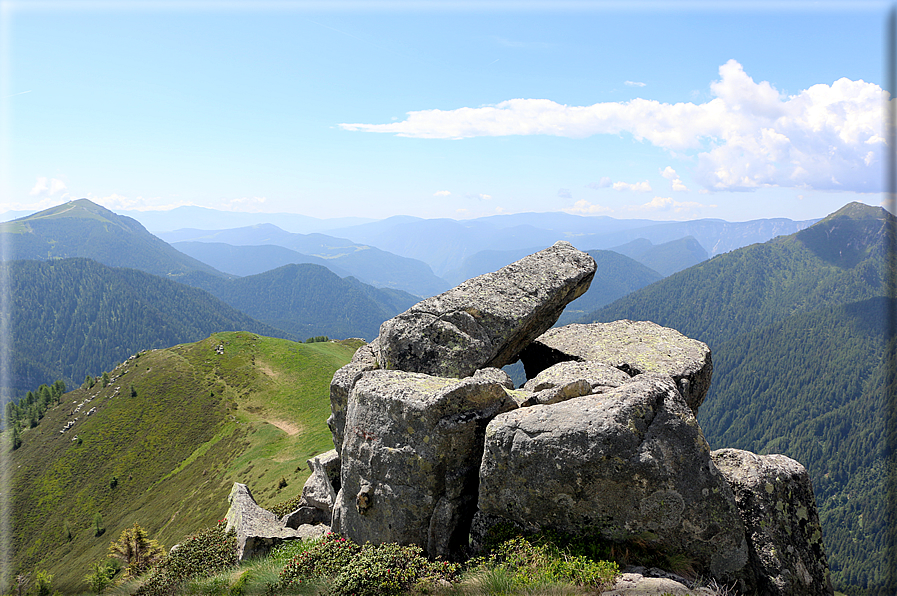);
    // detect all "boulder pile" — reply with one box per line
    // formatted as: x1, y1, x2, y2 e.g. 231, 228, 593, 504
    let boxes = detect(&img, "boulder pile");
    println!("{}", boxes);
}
229, 241, 833, 596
